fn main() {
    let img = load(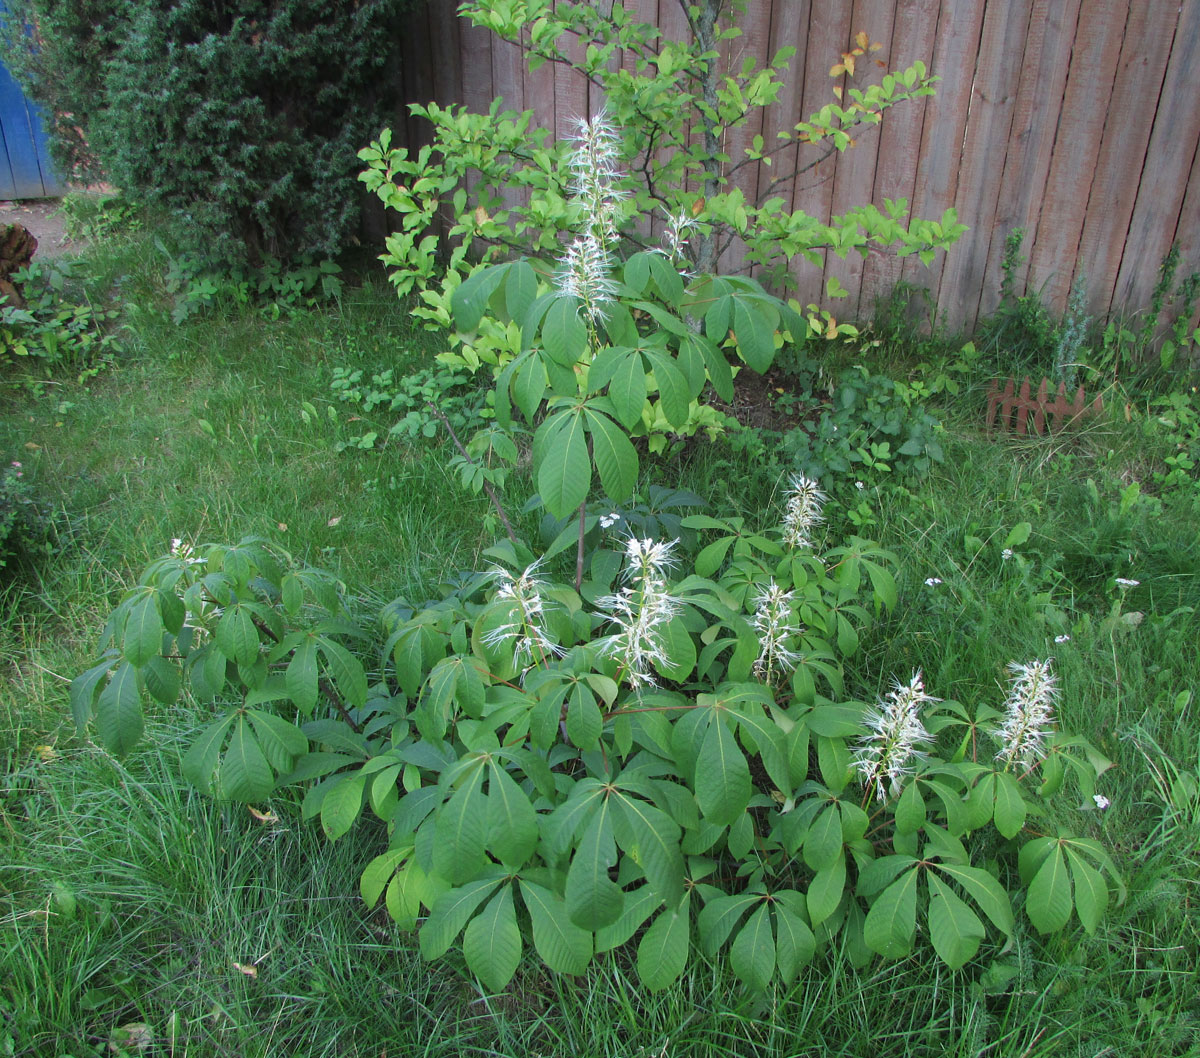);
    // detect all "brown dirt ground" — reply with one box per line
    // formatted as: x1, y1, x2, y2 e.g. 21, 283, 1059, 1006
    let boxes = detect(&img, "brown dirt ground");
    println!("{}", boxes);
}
0, 198, 73, 258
